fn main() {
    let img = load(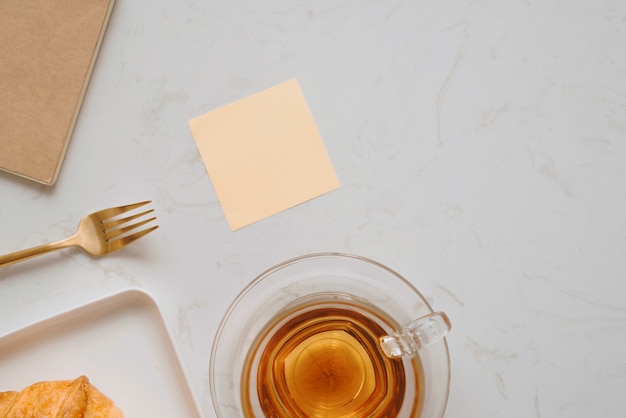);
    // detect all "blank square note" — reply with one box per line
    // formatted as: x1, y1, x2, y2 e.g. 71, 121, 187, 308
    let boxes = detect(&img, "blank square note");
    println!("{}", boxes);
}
188, 79, 340, 230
